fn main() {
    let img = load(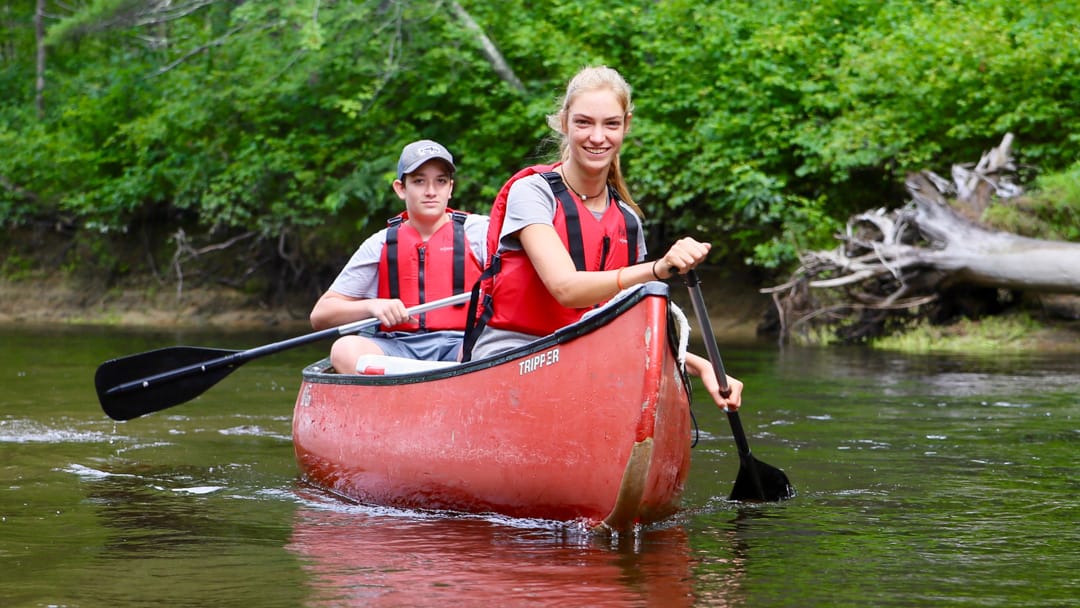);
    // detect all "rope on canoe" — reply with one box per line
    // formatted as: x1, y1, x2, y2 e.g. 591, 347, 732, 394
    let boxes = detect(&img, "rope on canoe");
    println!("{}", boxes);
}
669, 300, 701, 448
670, 301, 690, 367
